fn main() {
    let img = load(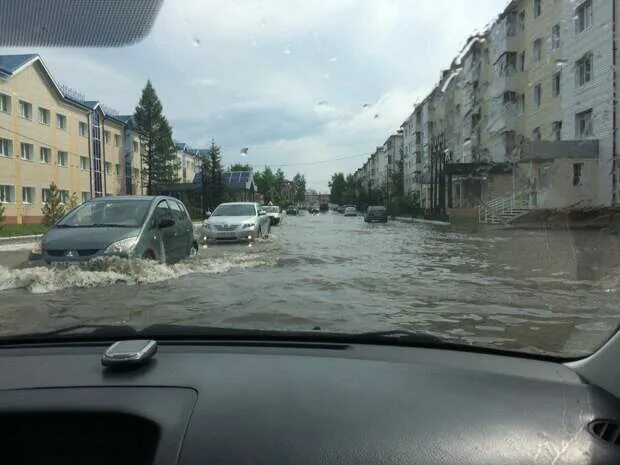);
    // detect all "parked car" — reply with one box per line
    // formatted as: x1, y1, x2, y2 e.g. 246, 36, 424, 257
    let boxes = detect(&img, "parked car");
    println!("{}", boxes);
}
201, 202, 271, 243
343, 206, 357, 217
309, 205, 319, 214
29, 196, 198, 264
263, 205, 282, 225
286, 205, 298, 215
364, 206, 388, 223
336, 205, 345, 213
